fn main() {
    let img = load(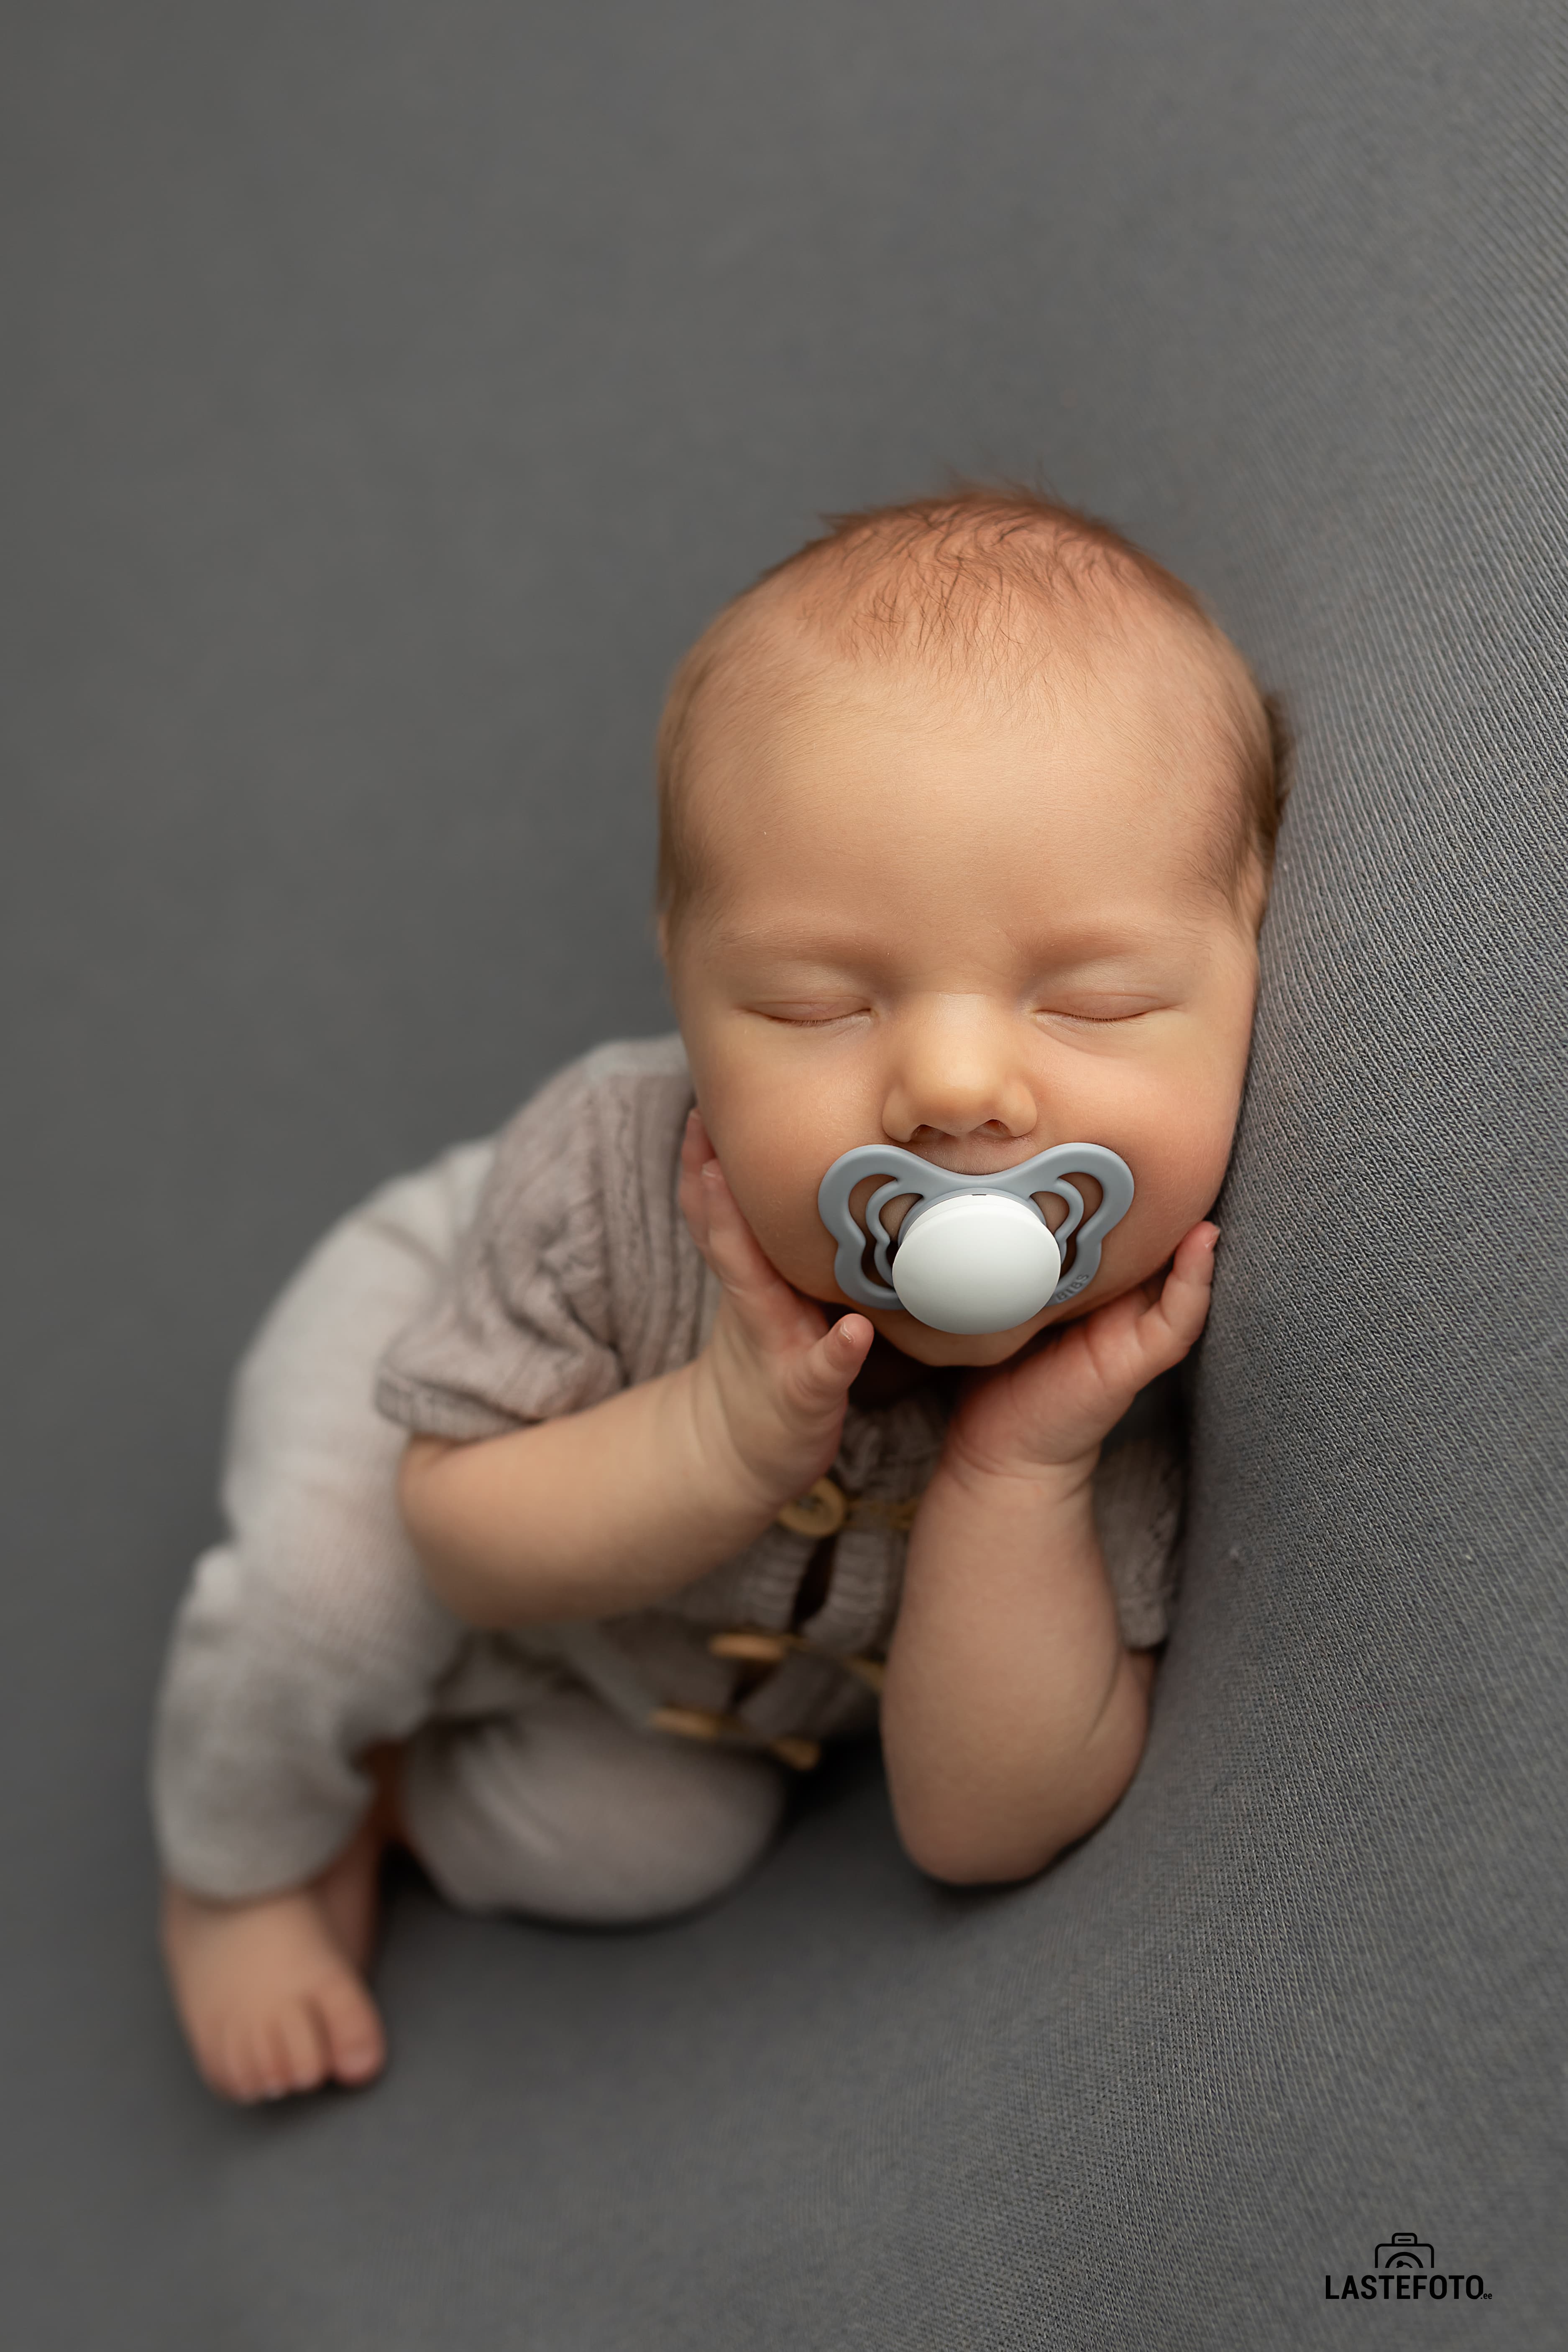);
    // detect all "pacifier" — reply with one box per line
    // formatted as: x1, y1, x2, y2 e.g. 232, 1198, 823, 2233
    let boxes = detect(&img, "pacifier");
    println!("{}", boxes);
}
817, 1141, 1135, 1335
